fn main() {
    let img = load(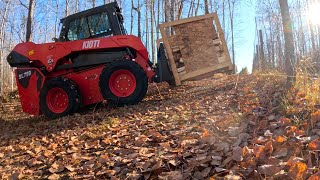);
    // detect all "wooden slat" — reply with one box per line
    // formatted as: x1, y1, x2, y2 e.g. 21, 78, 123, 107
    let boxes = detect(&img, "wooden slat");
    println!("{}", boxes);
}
180, 61, 233, 81
159, 24, 182, 86
160, 13, 216, 28
213, 13, 233, 70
